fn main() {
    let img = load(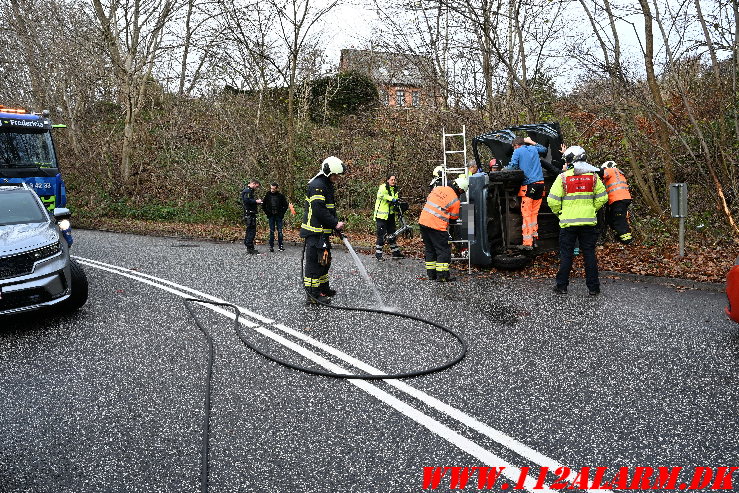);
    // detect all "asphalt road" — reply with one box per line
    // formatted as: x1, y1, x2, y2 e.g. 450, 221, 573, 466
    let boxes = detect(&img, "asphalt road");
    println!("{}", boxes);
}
1, 229, 737, 492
